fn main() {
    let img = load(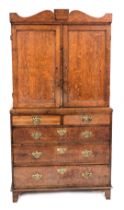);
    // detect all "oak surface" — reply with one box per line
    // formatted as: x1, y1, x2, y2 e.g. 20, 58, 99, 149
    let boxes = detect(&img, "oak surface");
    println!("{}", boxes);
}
13, 126, 110, 144
14, 165, 110, 189
10, 9, 112, 201
13, 144, 110, 165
